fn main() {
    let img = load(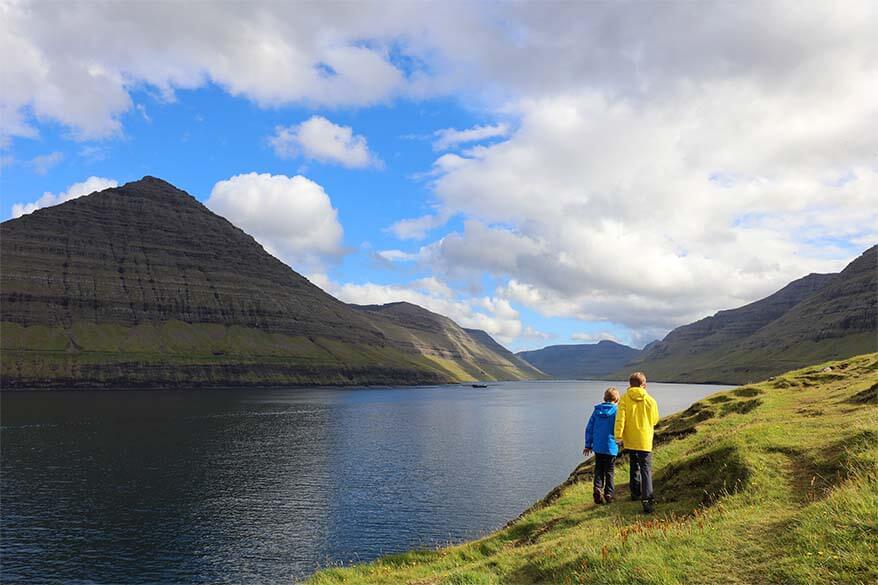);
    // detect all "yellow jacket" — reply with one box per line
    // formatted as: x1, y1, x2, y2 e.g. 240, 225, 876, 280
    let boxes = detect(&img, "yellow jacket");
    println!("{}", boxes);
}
614, 386, 660, 452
